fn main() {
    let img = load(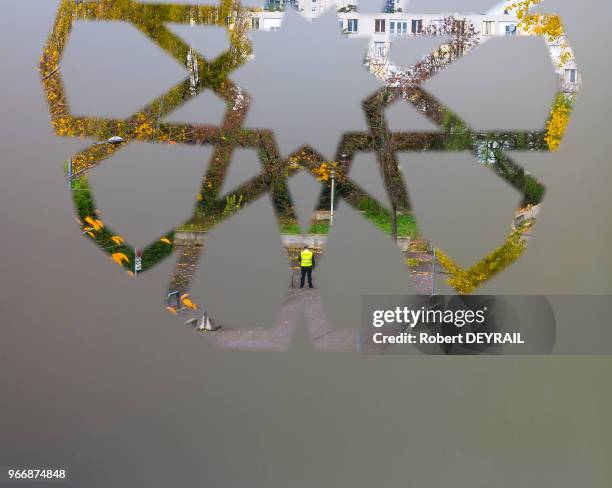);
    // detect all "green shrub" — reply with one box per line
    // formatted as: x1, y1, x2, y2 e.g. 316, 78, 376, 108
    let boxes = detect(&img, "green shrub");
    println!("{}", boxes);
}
222, 194, 244, 219
522, 176, 545, 206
